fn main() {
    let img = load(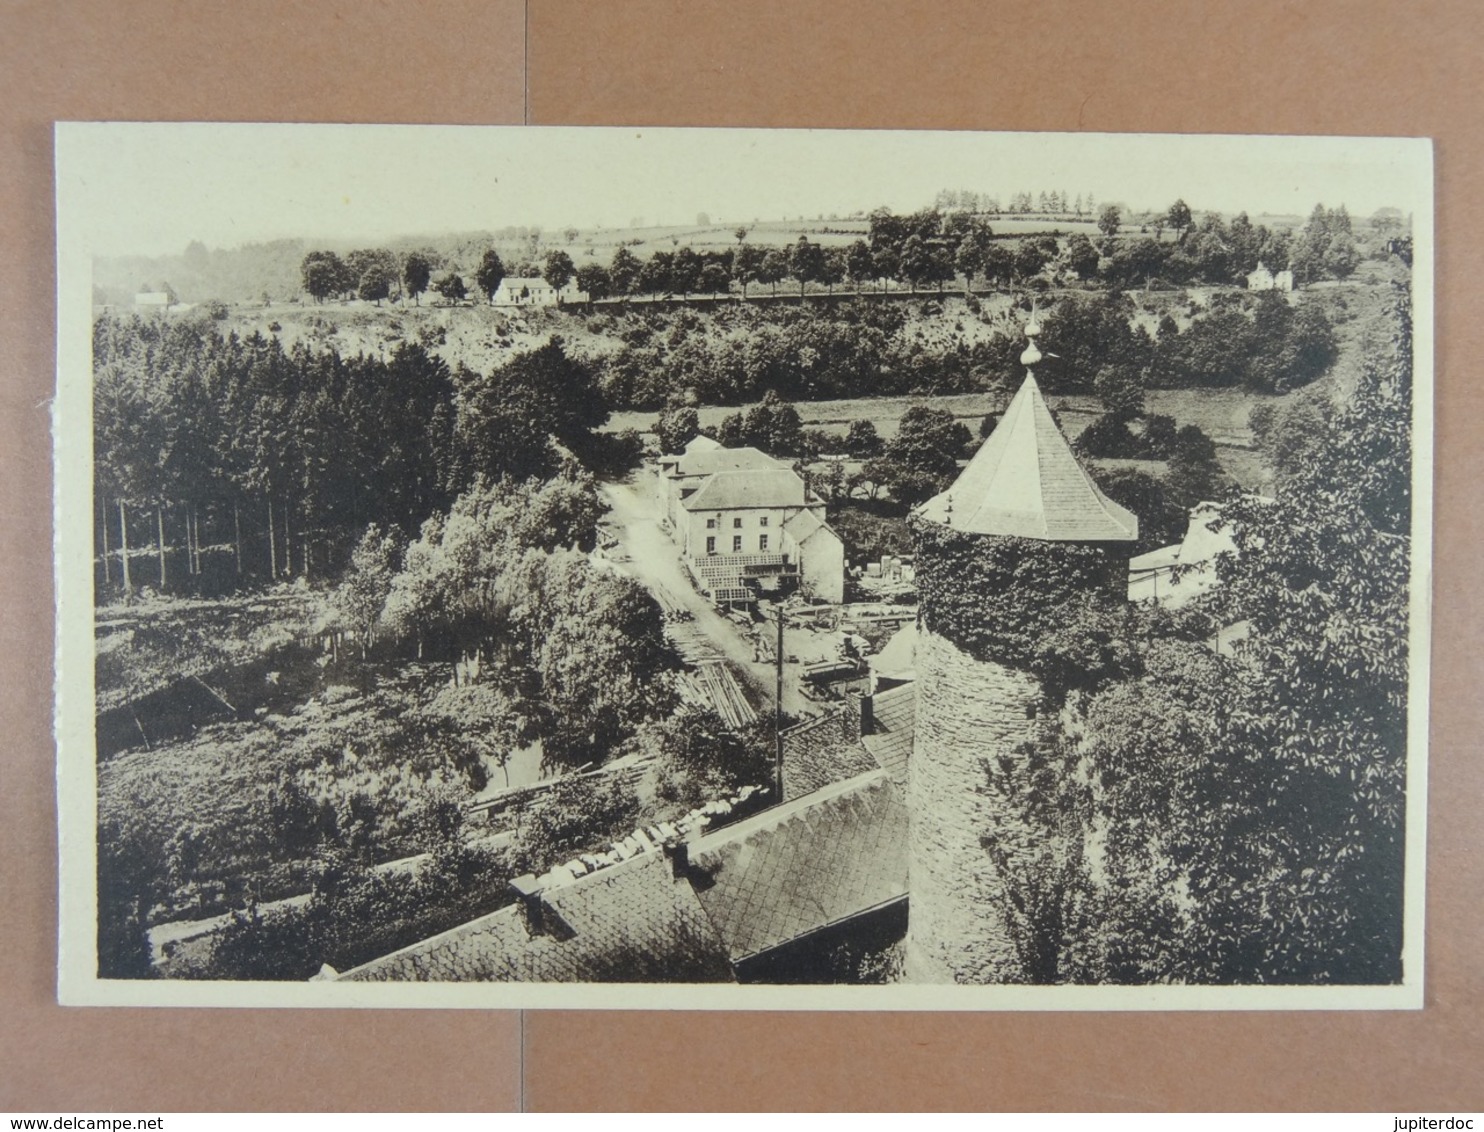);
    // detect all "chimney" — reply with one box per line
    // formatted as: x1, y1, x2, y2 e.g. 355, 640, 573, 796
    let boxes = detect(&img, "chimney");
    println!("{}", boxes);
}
851, 689, 873, 737
509, 873, 546, 935
663, 839, 690, 880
